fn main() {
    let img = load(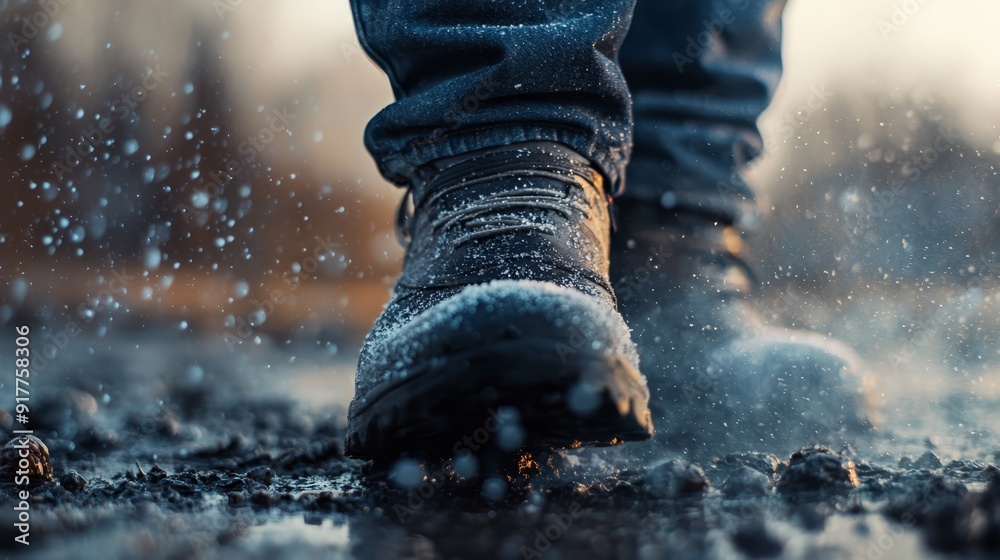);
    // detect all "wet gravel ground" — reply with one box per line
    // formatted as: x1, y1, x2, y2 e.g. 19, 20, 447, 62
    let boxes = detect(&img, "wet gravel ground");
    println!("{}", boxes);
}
2, 292, 1000, 560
